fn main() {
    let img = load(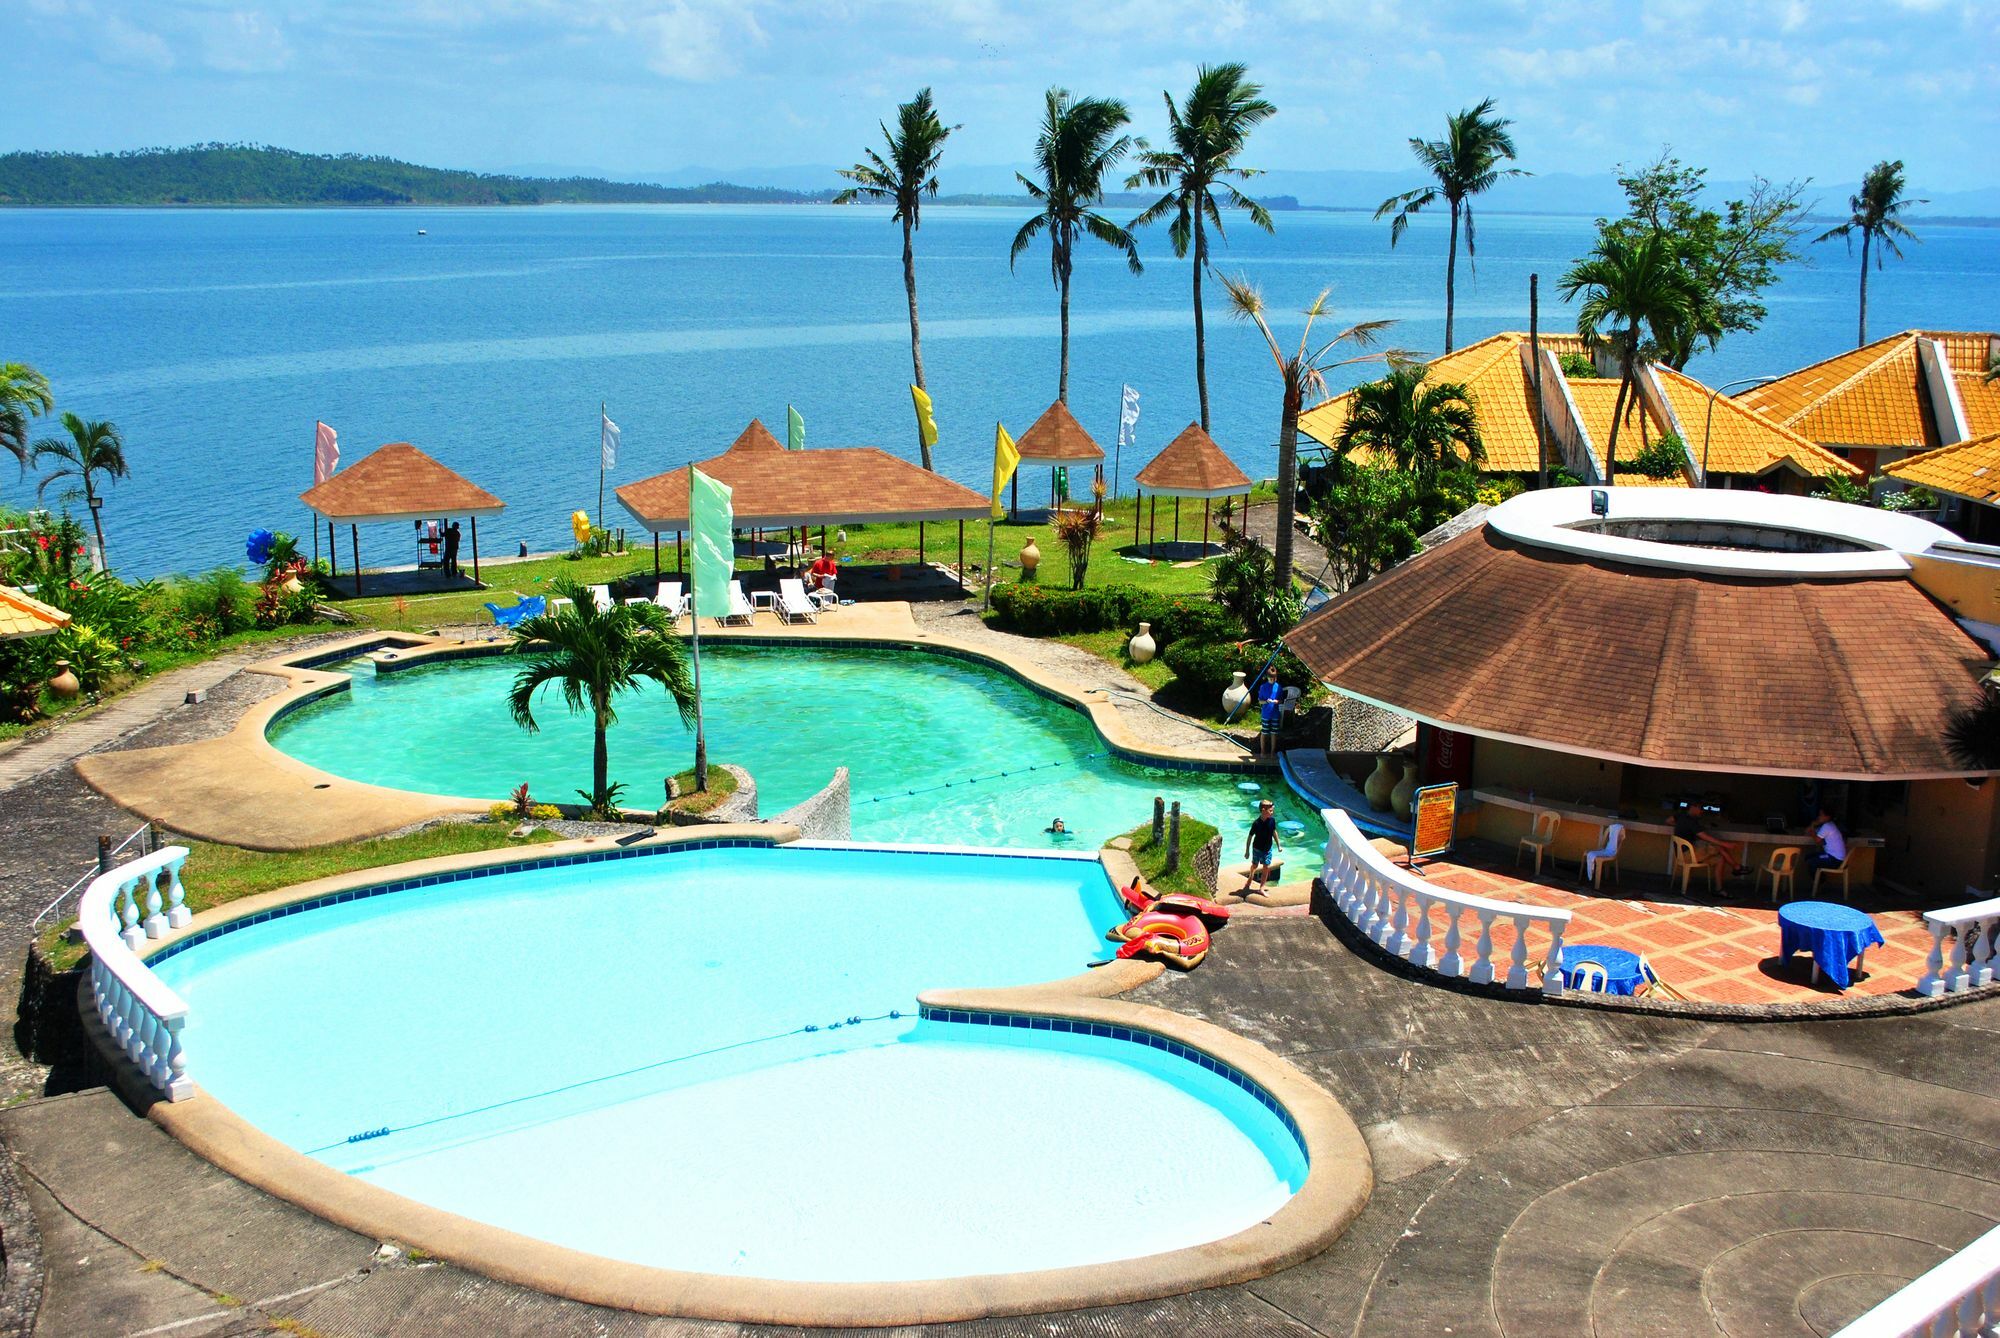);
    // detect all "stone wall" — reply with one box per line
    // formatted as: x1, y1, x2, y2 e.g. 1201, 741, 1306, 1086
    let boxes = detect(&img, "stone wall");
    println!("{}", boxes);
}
774, 767, 850, 841
1193, 833, 1222, 893
1328, 691, 1412, 754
